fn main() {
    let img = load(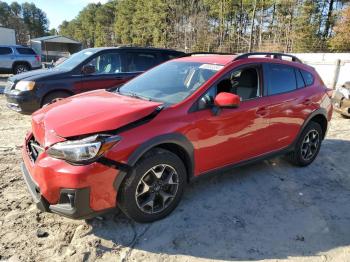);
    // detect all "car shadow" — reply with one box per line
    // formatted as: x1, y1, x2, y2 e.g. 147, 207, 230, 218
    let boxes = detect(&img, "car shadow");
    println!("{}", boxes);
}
86, 138, 350, 260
